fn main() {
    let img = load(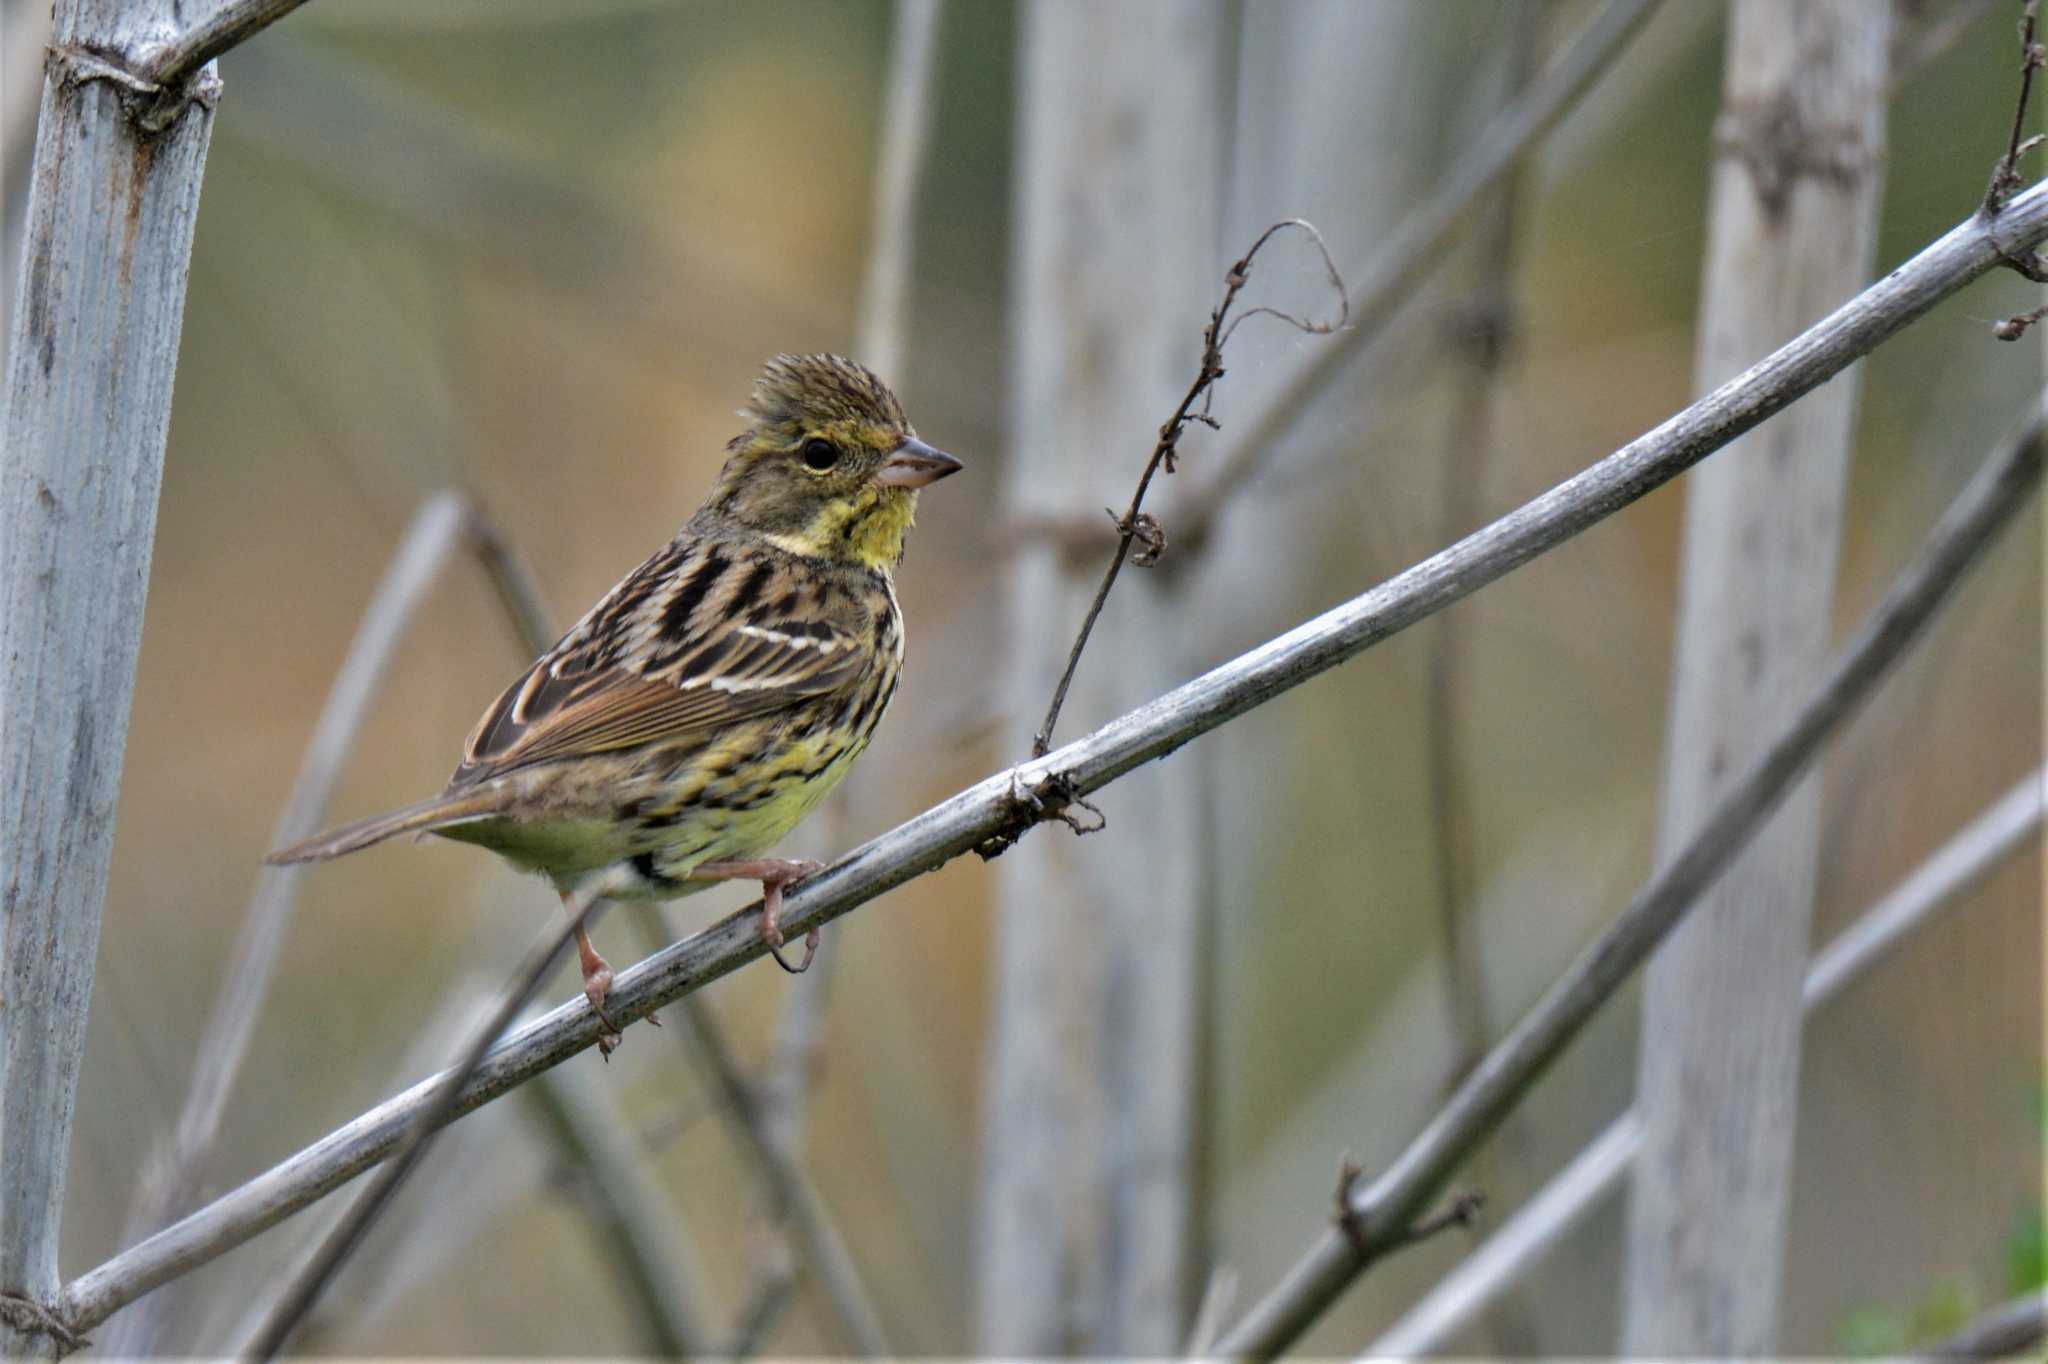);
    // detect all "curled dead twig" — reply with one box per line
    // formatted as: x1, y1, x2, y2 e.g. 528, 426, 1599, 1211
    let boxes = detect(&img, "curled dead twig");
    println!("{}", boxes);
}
1028, 220, 1347, 758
